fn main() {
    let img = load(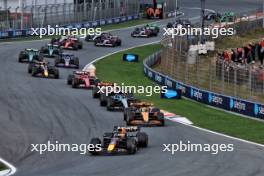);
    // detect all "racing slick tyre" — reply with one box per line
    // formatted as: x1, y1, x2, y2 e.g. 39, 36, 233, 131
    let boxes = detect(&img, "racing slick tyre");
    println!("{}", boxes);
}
103, 133, 113, 138
28, 63, 33, 73
78, 43, 83, 49
54, 69, 59, 79
94, 79, 100, 85
33, 54, 43, 62
106, 98, 113, 111
111, 41, 116, 47
100, 96, 107, 106
31, 67, 38, 77
18, 52, 26, 62
89, 138, 101, 155
67, 75, 74, 85
126, 138, 137, 155
72, 78, 78, 88
137, 132, 148, 148
94, 38, 101, 46
92, 87, 100, 98
153, 31, 159, 36
73, 43, 78, 50
53, 49, 61, 56
157, 112, 165, 126
50, 67, 59, 79
151, 108, 160, 113
41, 47, 48, 54
117, 40, 122, 46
